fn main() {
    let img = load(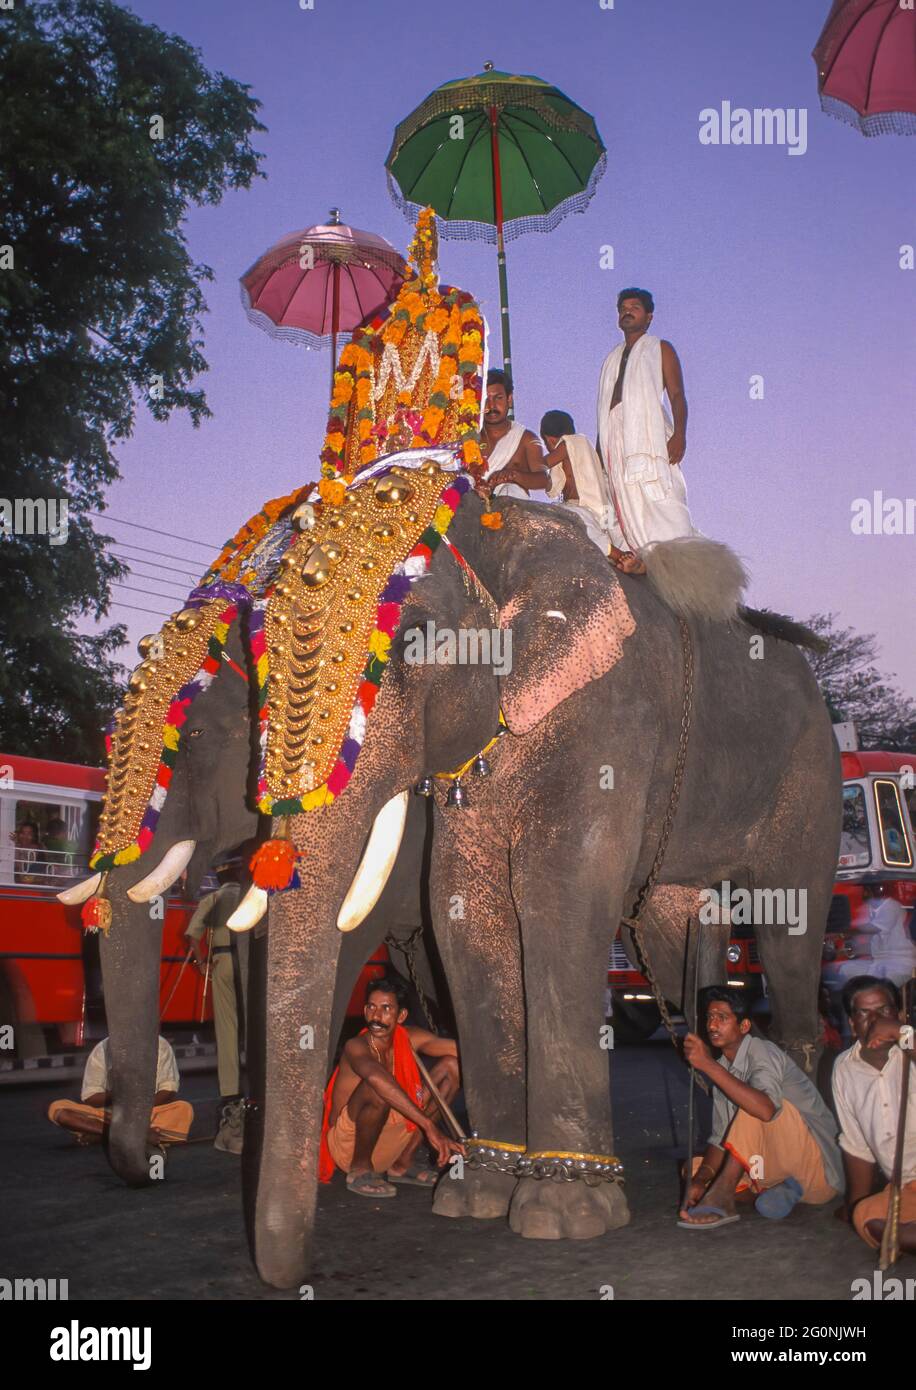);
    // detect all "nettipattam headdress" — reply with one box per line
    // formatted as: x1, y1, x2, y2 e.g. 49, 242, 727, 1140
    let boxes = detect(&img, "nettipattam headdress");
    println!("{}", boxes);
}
86, 210, 487, 911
